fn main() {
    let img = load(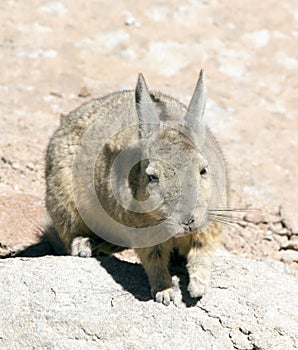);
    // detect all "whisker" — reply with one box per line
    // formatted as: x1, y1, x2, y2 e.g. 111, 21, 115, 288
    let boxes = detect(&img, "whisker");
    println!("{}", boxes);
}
208, 208, 260, 213
208, 213, 241, 222
209, 218, 237, 228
